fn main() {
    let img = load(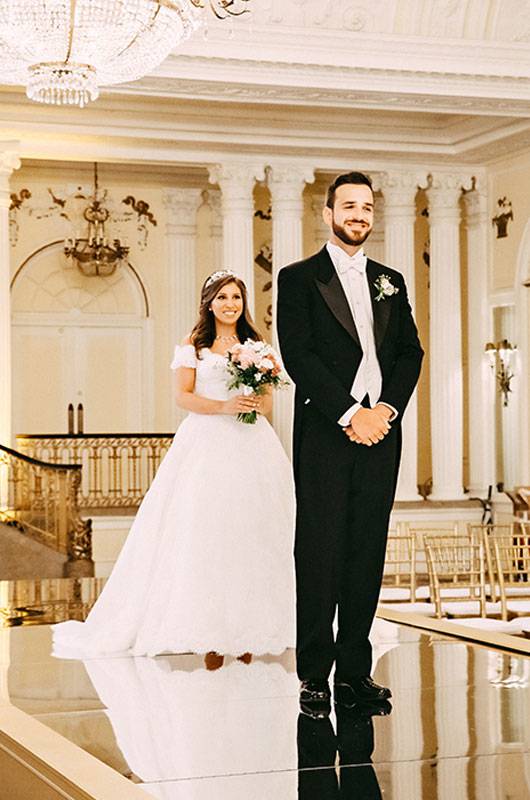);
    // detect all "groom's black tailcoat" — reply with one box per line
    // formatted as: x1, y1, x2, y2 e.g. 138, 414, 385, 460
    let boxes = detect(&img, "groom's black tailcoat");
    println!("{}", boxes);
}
277, 246, 423, 681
